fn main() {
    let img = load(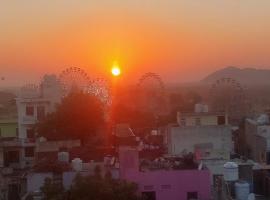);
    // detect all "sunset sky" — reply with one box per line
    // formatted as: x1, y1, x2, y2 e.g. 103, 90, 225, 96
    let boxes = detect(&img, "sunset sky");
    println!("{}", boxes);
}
1, 1, 270, 86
